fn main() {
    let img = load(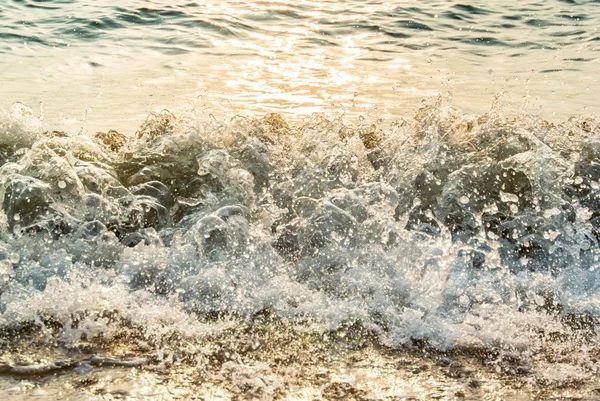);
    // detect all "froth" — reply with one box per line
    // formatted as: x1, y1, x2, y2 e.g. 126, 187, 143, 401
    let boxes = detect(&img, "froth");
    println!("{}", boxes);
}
0, 101, 599, 382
